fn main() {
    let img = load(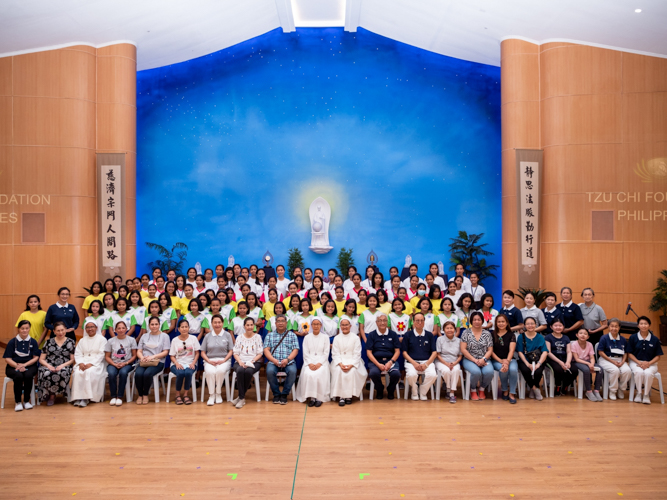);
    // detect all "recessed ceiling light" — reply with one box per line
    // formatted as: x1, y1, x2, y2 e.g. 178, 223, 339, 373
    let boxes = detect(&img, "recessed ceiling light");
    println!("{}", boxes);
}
635, 8, 642, 13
